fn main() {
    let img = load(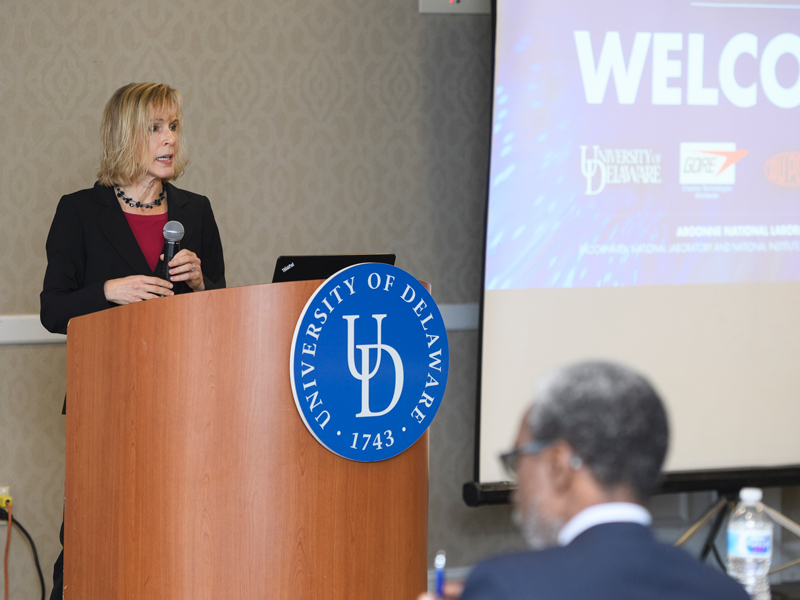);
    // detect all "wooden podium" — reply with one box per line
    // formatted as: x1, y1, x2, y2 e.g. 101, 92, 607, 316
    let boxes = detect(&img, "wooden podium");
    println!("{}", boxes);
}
65, 281, 428, 600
